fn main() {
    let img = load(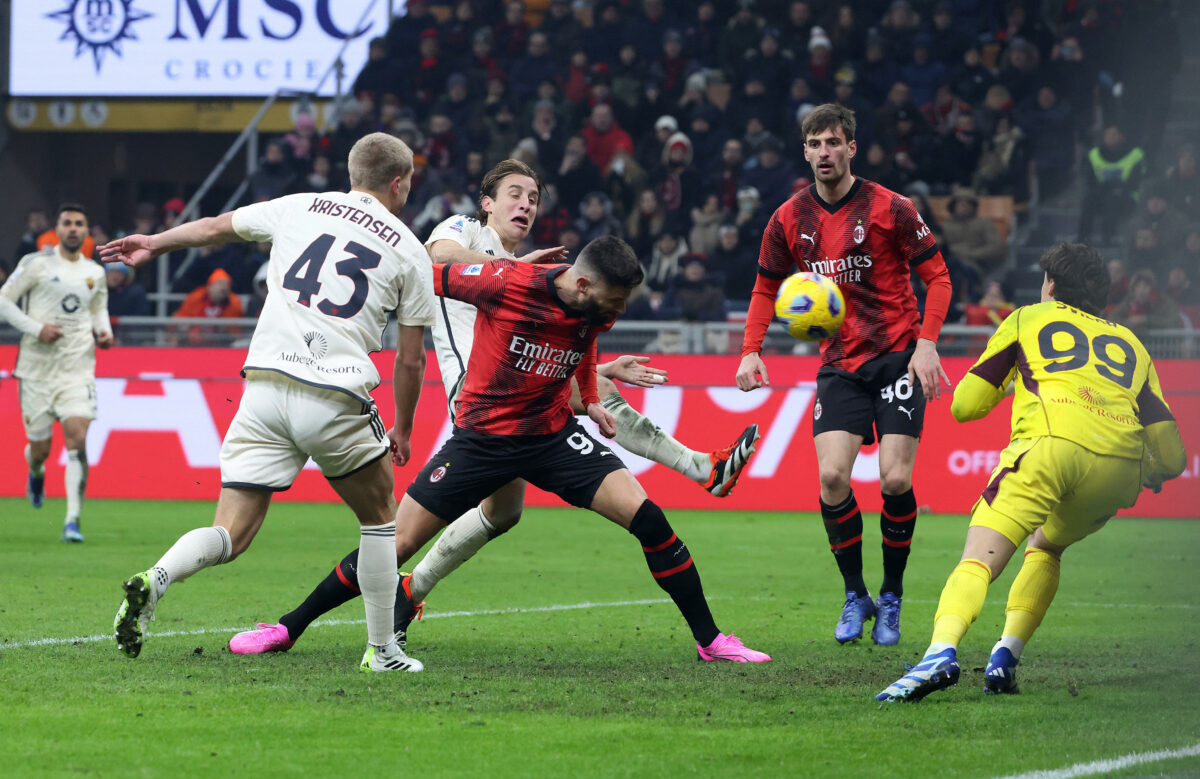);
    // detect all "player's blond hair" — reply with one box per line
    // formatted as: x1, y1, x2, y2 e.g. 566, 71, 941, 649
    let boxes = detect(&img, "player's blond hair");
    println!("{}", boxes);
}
348, 132, 414, 192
